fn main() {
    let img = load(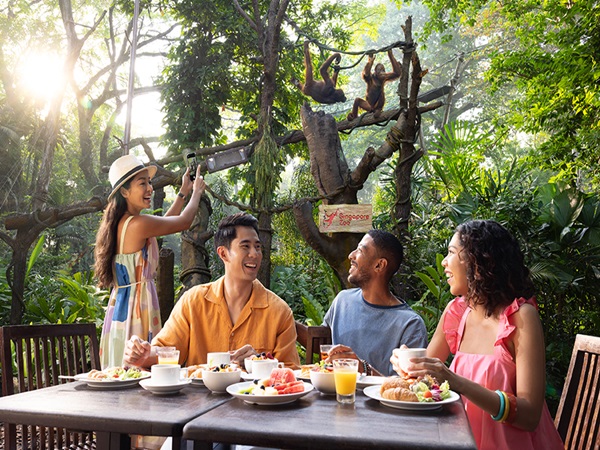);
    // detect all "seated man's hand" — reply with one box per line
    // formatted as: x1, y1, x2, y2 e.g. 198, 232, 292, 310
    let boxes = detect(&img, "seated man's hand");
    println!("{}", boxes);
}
124, 335, 152, 367
390, 344, 411, 377
229, 344, 256, 365
325, 344, 359, 364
